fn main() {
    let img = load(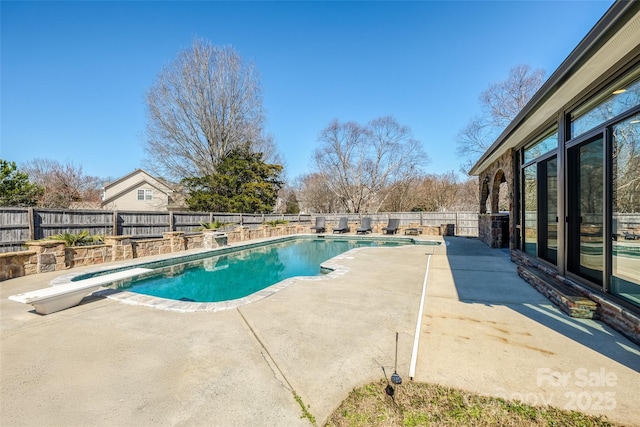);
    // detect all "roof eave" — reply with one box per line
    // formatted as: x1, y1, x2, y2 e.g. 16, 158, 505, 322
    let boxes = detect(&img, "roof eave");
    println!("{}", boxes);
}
469, 0, 638, 176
